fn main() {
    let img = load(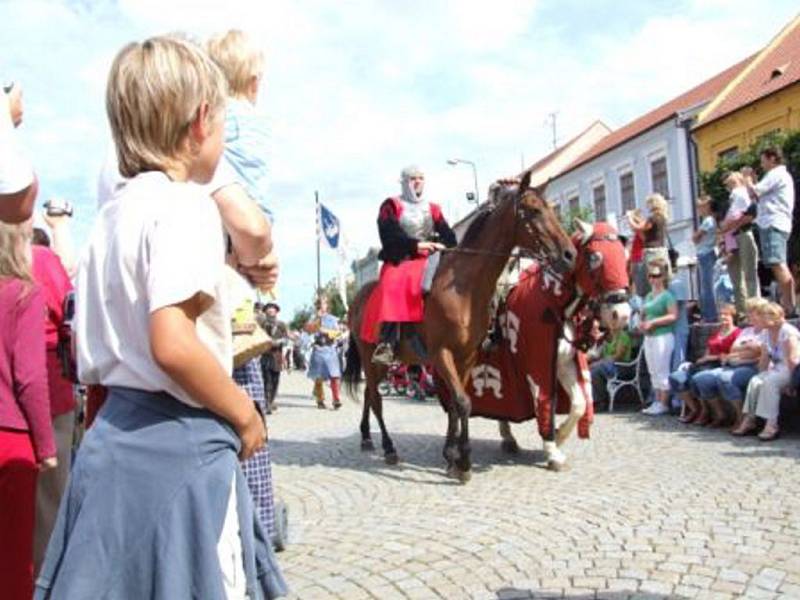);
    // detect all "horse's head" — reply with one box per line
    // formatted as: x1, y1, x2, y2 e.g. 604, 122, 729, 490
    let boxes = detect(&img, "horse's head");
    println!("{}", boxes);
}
488, 171, 575, 274
572, 219, 631, 328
